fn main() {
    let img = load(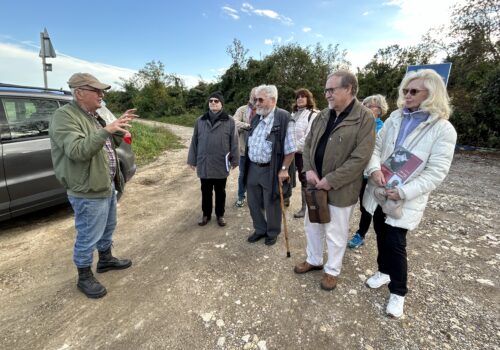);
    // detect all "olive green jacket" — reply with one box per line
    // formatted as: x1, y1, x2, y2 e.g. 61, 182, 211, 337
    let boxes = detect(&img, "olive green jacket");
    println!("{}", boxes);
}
49, 101, 123, 198
302, 99, 375, 207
